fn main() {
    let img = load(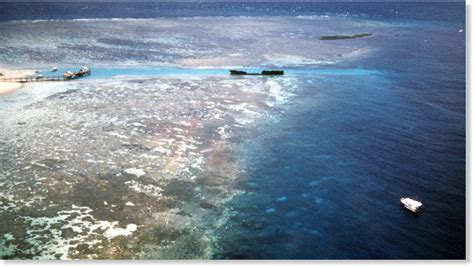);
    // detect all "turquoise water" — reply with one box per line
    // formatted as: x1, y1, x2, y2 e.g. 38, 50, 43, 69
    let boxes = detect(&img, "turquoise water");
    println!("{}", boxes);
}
40, 67, 384, 79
